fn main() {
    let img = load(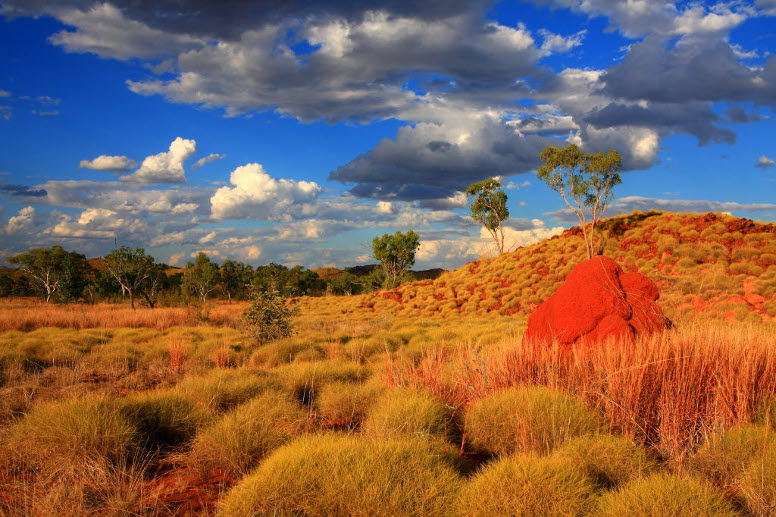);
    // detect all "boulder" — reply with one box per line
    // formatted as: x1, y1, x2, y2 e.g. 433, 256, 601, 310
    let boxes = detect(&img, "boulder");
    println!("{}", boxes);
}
523, 256, 671, 347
